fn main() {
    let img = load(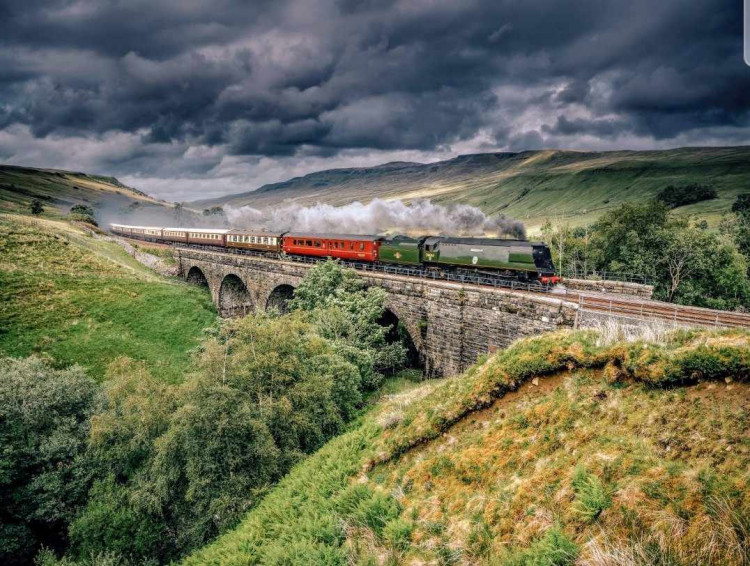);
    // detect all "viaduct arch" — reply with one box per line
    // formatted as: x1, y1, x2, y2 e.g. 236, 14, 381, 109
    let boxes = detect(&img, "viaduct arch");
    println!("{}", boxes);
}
177, 248, 578, 377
